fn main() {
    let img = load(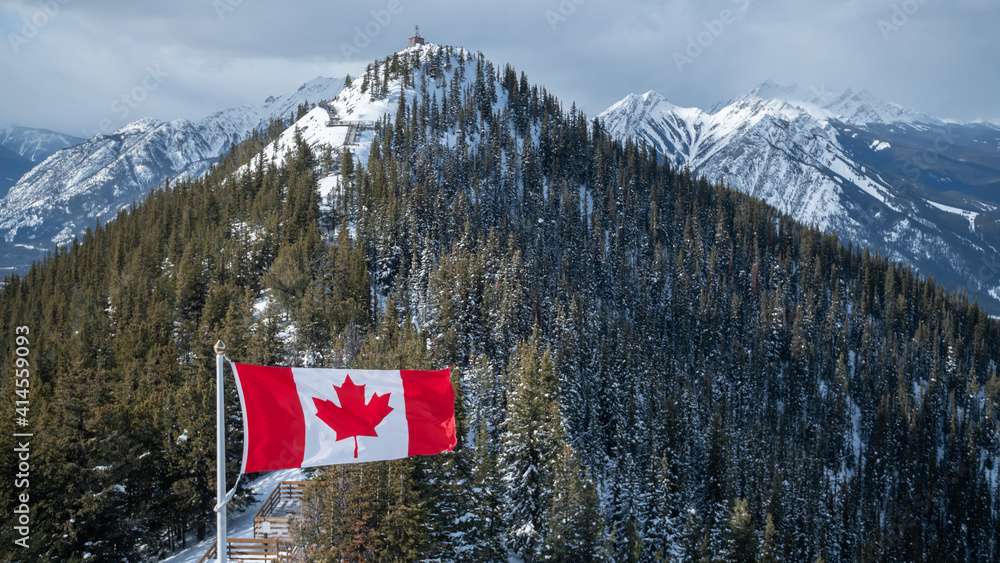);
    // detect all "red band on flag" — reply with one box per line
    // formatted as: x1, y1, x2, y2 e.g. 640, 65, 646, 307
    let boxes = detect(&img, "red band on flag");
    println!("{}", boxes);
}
233, 364, 306, 473
402, 369, 458, 456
